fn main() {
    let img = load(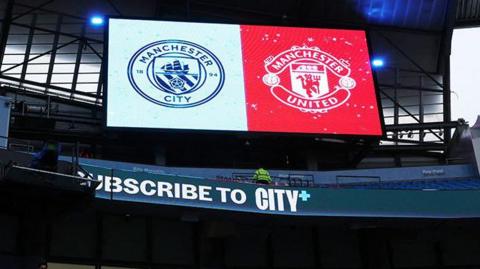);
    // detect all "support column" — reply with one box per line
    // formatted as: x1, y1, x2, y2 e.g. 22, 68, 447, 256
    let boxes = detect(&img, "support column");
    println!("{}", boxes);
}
71, 23, 85, 97
45, 15, 62, 93
443, 56, 451, 144
19, 14, 36, 85
441, 0, 458, 152
0, 0, 14, 68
